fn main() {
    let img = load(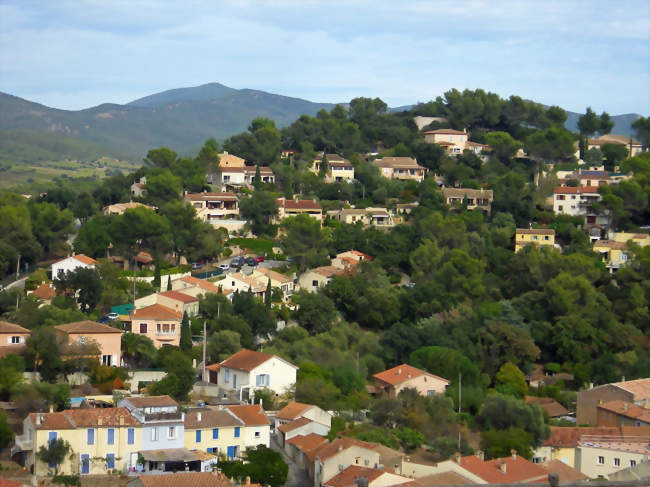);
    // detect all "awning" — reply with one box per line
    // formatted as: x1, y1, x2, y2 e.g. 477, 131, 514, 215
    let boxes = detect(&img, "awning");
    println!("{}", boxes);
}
140, 448, 201, 462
